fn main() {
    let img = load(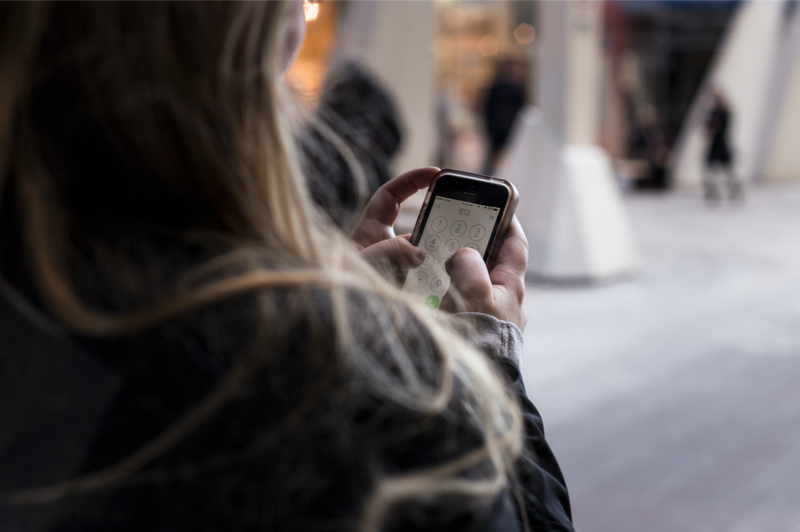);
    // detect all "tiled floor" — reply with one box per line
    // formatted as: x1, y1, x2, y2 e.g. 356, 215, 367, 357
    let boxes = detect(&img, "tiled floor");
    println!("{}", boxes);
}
520, 184, 800, 532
